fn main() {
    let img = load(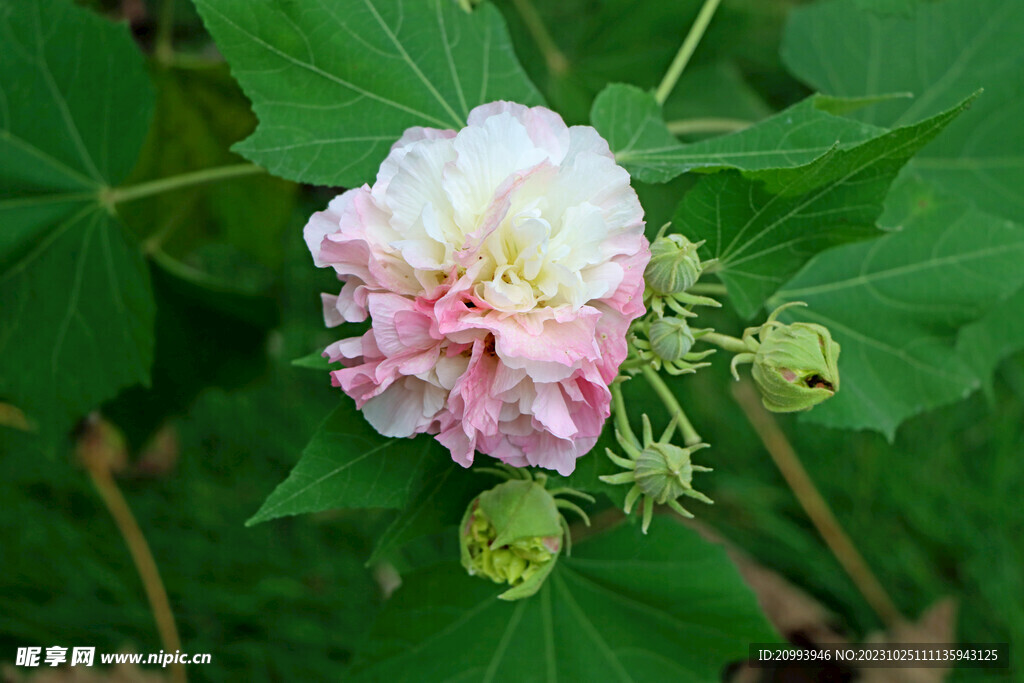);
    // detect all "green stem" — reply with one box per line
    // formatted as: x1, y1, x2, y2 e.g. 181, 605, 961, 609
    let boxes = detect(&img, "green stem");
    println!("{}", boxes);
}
700, 331, 749, 354
154, 0, 176, 66
102, 163, 264, 207
654, 0, 723, 105
511, 0, 569, 76
610, 382, 636, 444
640, 366, 701, 446
666, 117, 752, 136
688, 283, 728, 296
